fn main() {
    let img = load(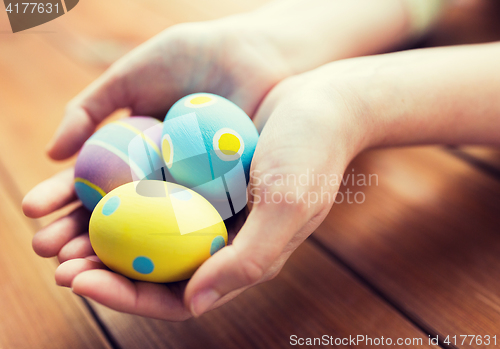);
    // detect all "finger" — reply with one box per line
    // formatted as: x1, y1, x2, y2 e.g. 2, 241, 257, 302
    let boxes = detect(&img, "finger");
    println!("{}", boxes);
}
57, 234, 94, 263
55, 258, 106, 287
22, 168, 77, 218
32, 206, 90, 257
47, 68, 129, 160
71, 270, 192, 321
